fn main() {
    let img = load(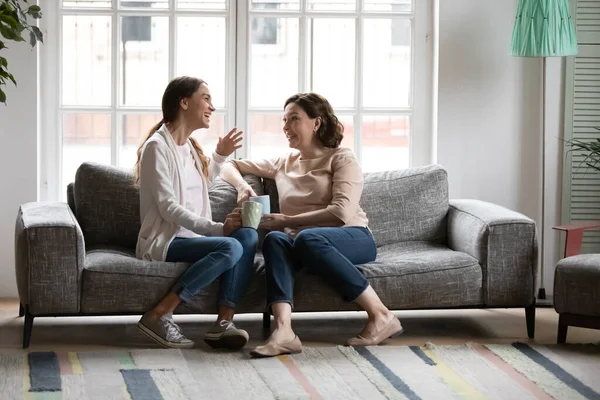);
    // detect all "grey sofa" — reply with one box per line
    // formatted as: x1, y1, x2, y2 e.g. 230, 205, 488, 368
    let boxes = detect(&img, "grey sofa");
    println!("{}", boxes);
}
15, 162, 538, 348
